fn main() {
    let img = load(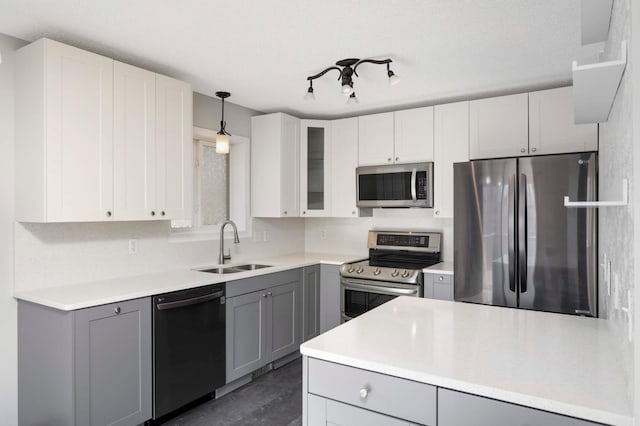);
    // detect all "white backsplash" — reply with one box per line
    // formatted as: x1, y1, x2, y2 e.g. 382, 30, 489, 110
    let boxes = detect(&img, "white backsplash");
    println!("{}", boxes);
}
14, 218, 305, 291
304, 208, 454, 262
